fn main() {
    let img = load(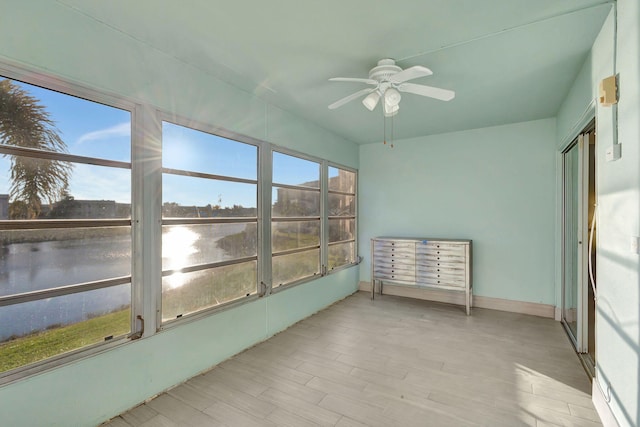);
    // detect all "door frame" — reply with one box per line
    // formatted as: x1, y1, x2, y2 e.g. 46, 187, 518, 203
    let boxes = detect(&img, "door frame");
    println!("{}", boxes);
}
561, 120, 595, 354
